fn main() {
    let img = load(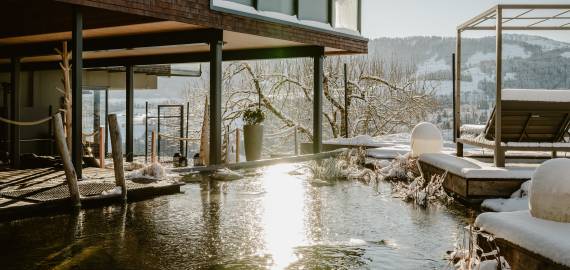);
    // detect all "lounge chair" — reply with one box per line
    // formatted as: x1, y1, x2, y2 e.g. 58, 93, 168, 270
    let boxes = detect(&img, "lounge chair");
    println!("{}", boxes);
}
457, 89, 570, 164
